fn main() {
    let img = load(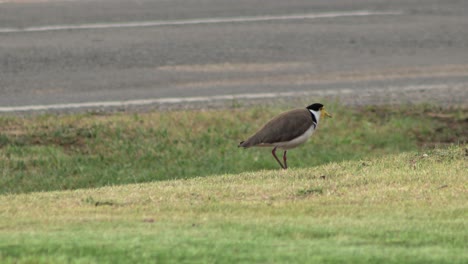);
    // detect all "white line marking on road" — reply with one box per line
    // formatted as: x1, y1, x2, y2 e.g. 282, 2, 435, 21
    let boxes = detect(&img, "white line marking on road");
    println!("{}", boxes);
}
0, 83, 463, 112
0, 10, 402, 33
